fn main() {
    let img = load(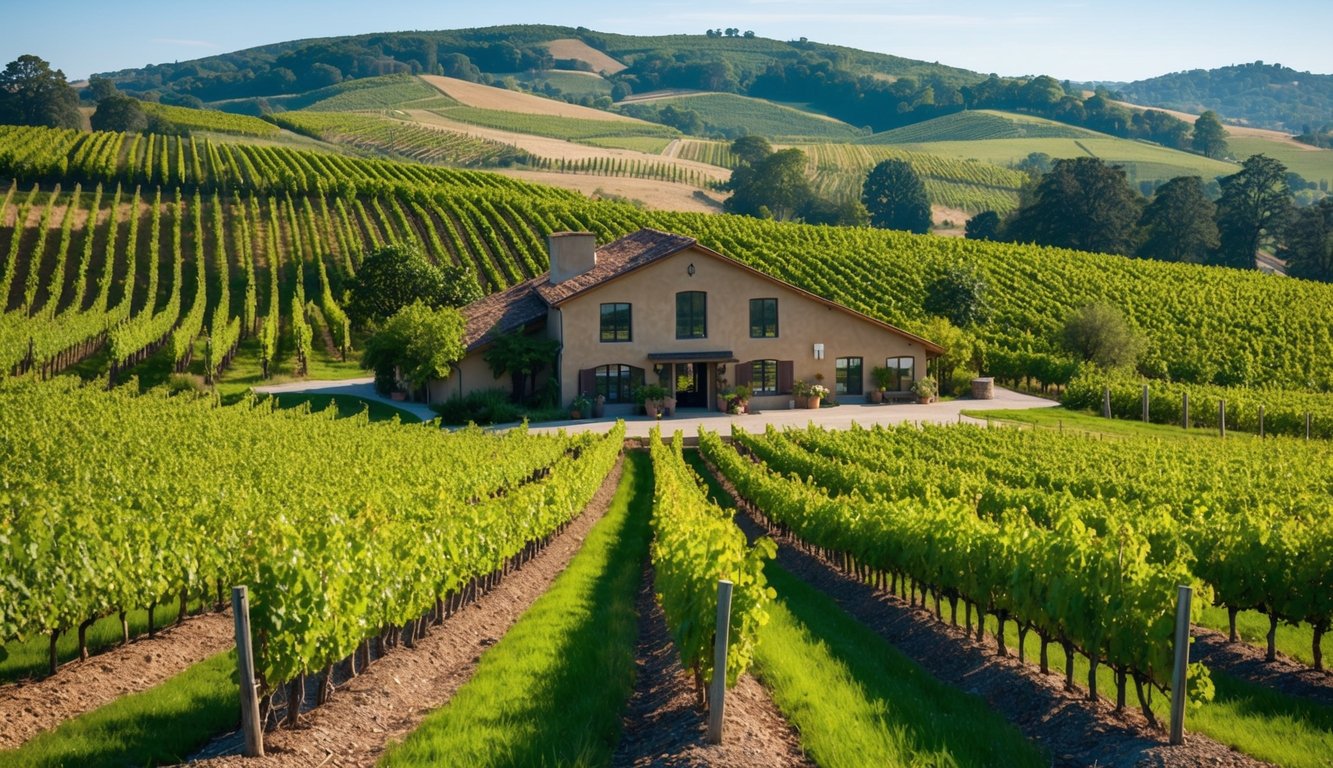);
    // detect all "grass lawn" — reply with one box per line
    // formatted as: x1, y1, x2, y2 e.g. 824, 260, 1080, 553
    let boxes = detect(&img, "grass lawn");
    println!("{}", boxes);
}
2, 651, 238, 768
378, 450, 651, 767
